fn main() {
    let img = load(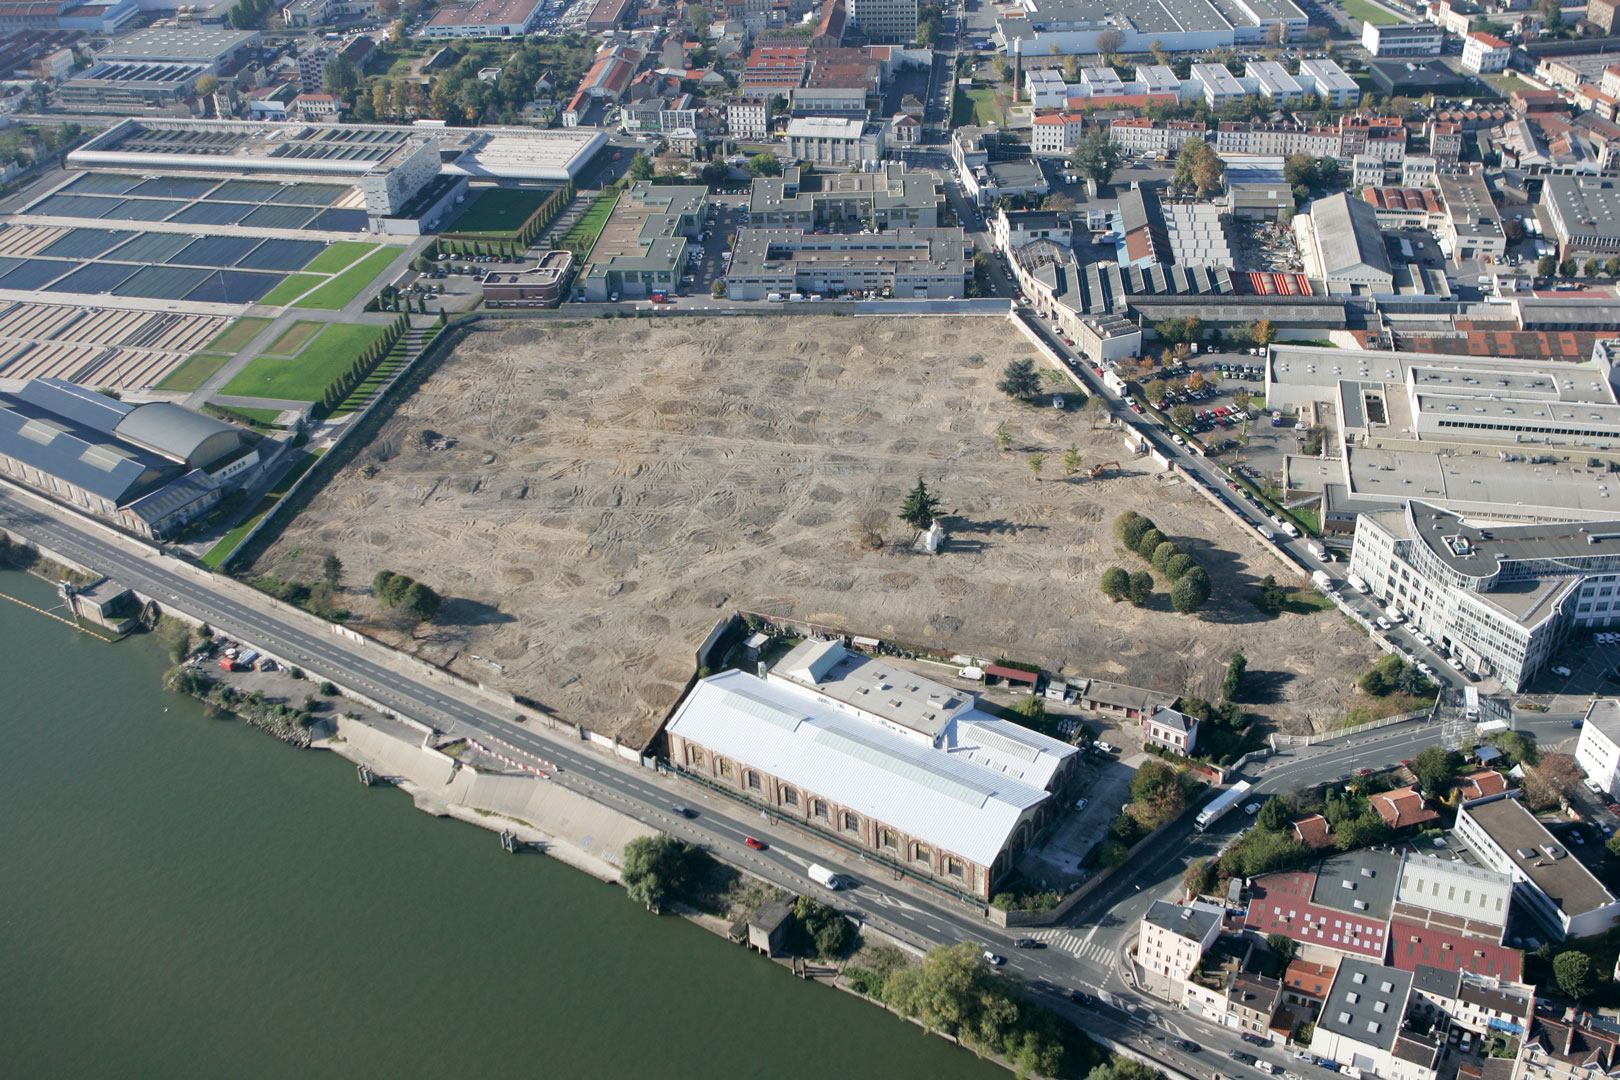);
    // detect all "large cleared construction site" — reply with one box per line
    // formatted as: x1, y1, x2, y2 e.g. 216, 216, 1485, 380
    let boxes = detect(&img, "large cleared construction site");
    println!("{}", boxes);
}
252, 316, 1379, 748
